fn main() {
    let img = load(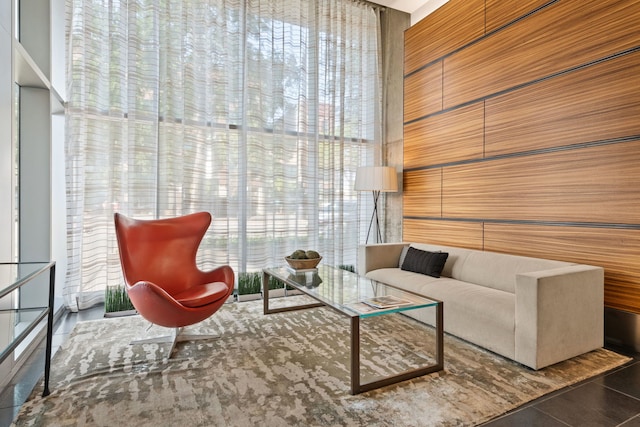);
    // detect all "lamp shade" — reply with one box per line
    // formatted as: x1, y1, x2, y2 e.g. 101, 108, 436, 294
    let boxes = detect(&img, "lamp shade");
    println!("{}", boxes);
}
354, 166, 398, 192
